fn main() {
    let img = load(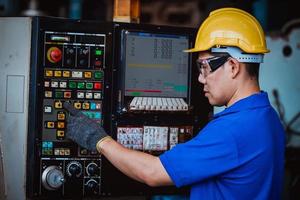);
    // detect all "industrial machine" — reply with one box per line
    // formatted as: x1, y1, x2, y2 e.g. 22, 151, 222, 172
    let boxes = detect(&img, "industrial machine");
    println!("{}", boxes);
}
0, 17, 211, 199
